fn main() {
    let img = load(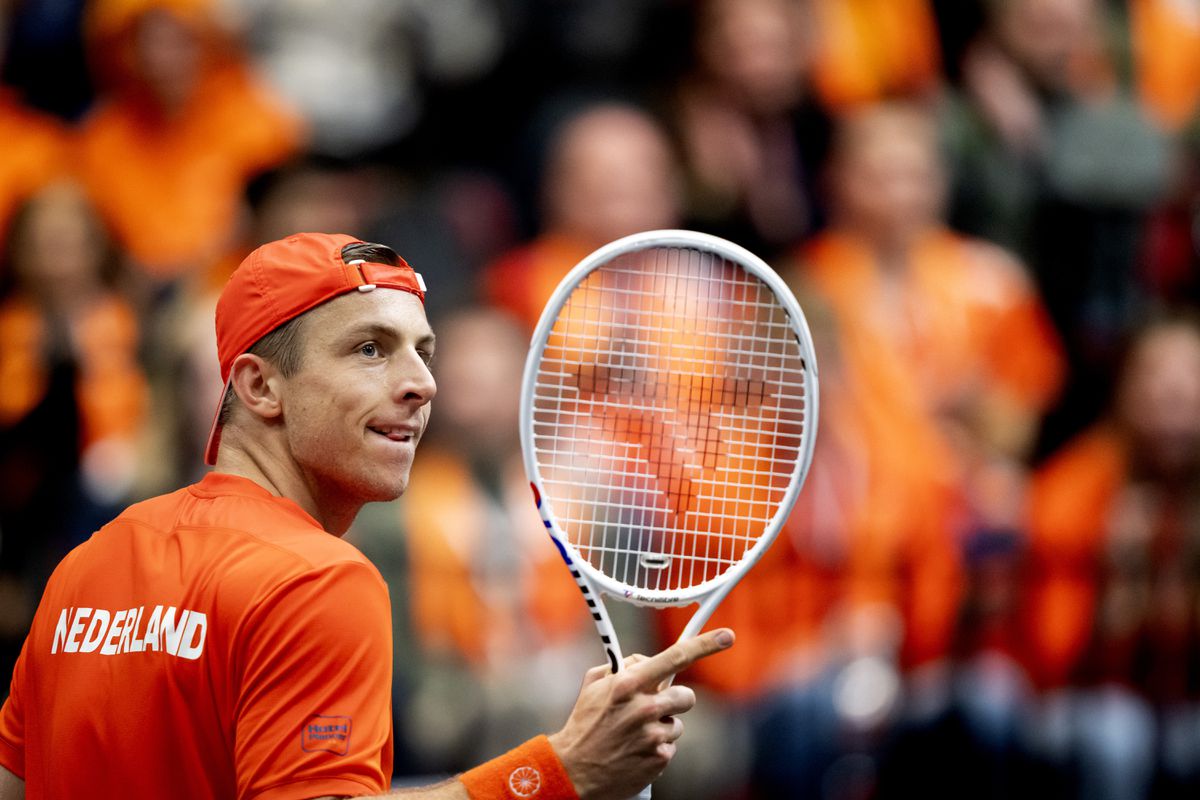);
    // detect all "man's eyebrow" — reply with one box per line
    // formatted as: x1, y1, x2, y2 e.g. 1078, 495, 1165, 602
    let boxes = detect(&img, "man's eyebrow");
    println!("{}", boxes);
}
344, 322, 436, 346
